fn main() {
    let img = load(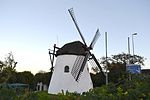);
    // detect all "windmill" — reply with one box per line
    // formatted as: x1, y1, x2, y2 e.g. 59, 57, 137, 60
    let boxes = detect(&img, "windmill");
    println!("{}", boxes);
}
48, 8, 105, 94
